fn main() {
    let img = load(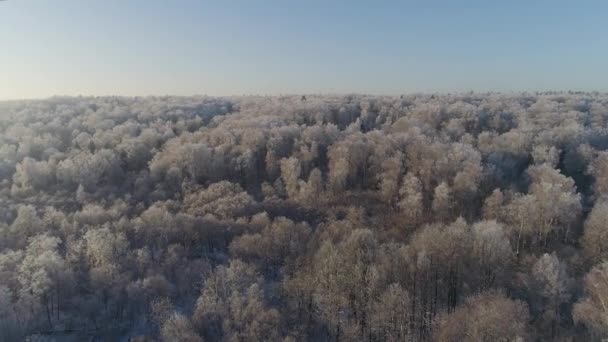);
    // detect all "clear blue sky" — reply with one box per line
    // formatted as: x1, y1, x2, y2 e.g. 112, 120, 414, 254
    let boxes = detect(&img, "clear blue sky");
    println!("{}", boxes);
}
1, 0, 607, 99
